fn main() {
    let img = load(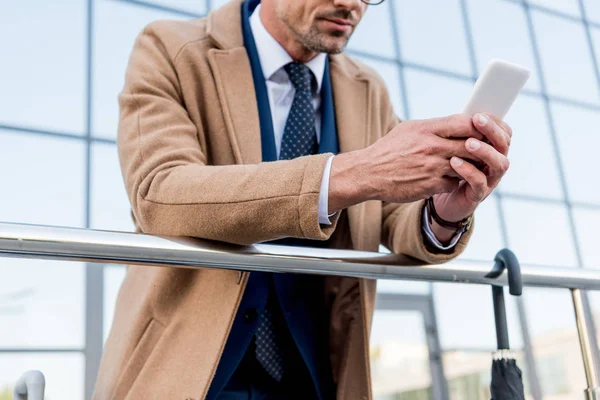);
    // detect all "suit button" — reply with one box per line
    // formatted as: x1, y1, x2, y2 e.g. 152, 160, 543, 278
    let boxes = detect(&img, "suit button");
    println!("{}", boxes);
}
244, 308, 258, 323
